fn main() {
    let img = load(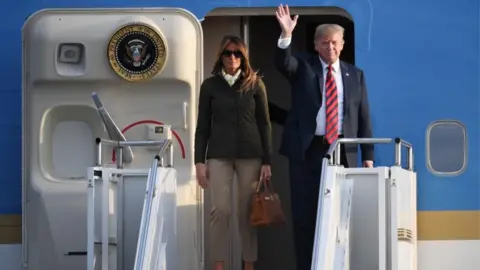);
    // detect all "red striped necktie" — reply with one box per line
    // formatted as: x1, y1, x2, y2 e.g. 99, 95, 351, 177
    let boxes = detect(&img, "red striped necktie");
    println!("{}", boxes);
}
325, 65, 339, 144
